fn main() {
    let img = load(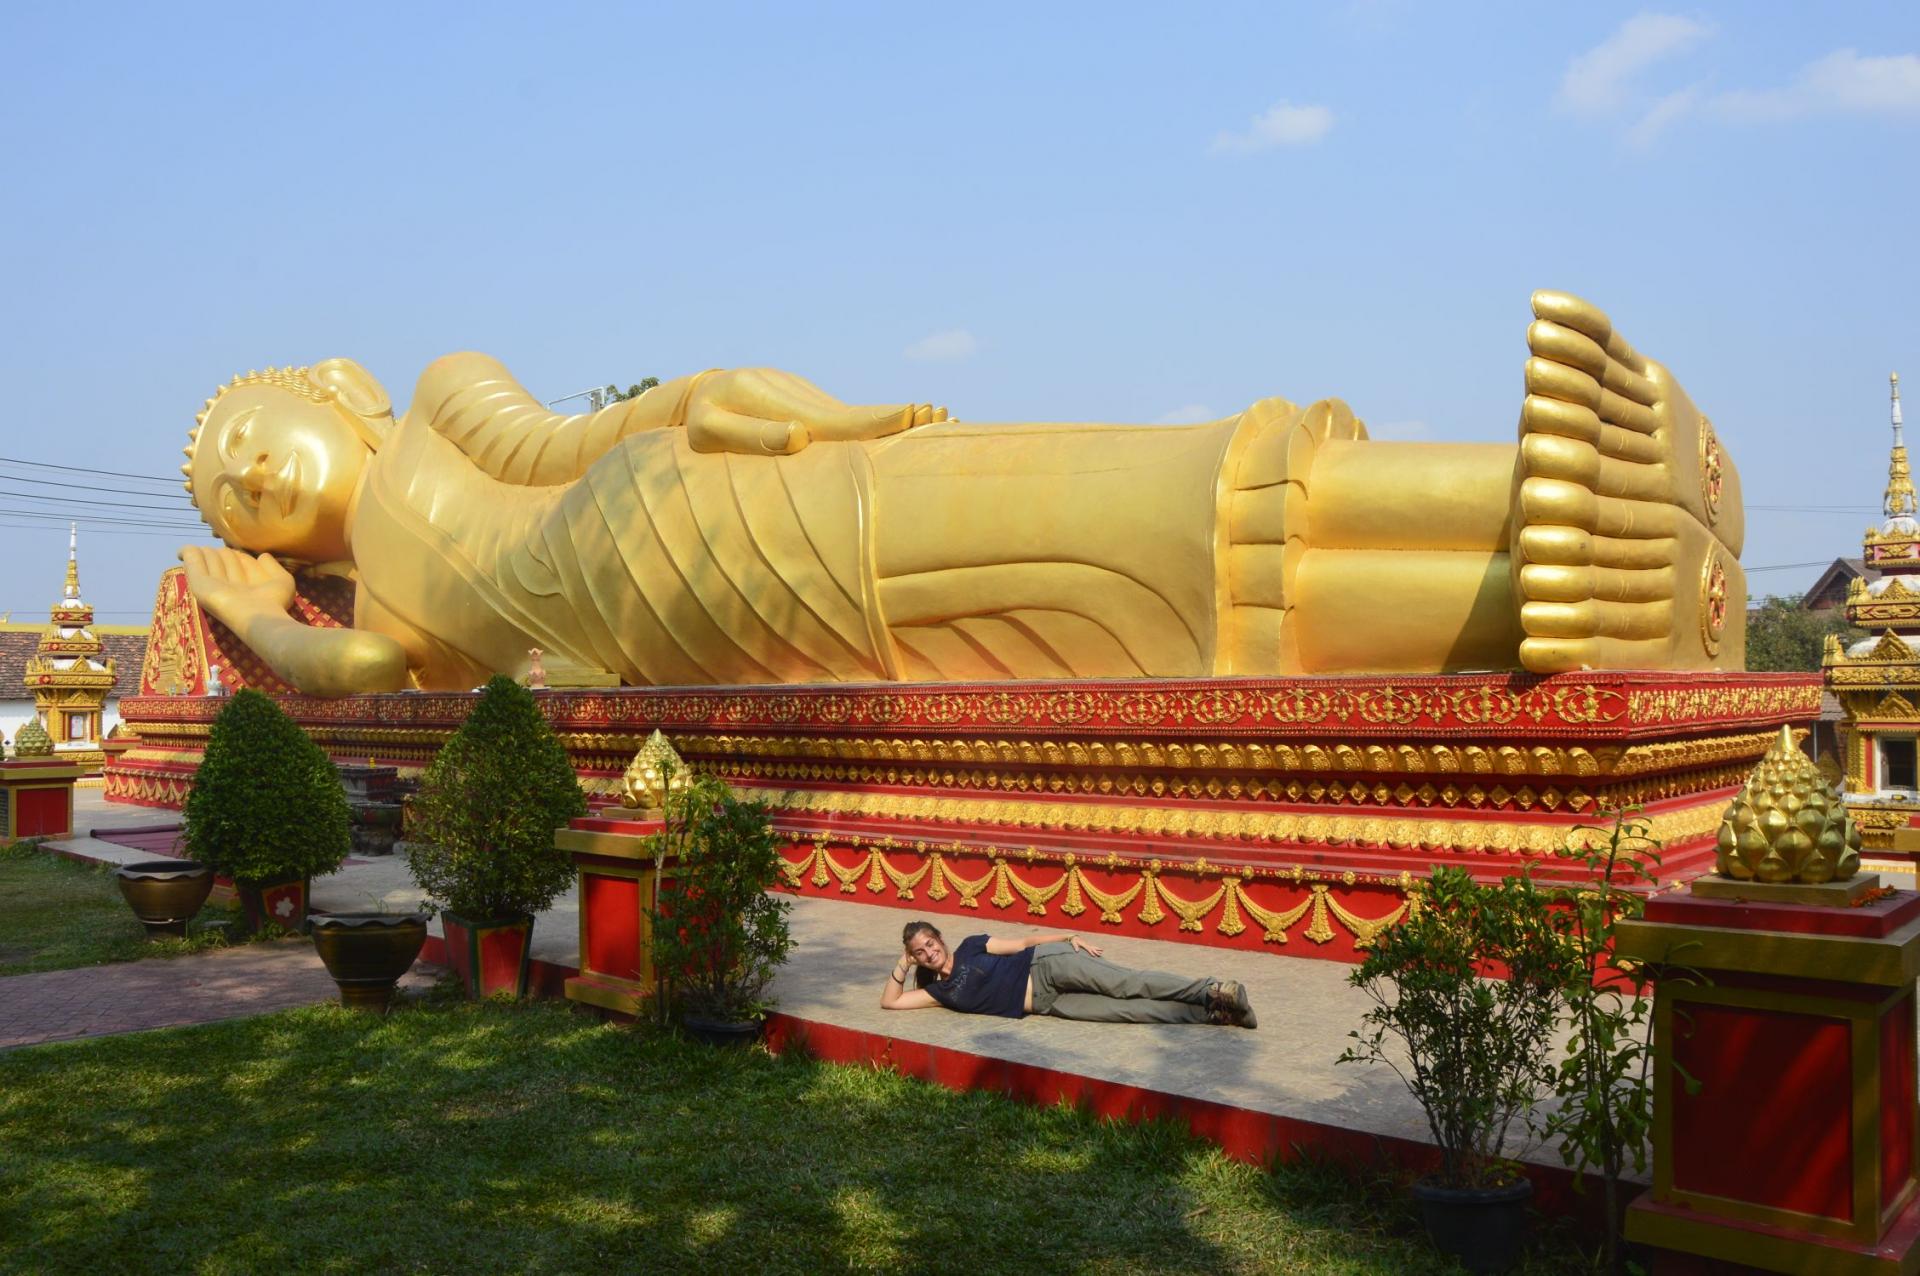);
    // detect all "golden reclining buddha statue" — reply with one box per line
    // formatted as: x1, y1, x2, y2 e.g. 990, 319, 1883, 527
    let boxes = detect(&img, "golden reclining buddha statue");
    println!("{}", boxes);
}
178, 290, 1744, 695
